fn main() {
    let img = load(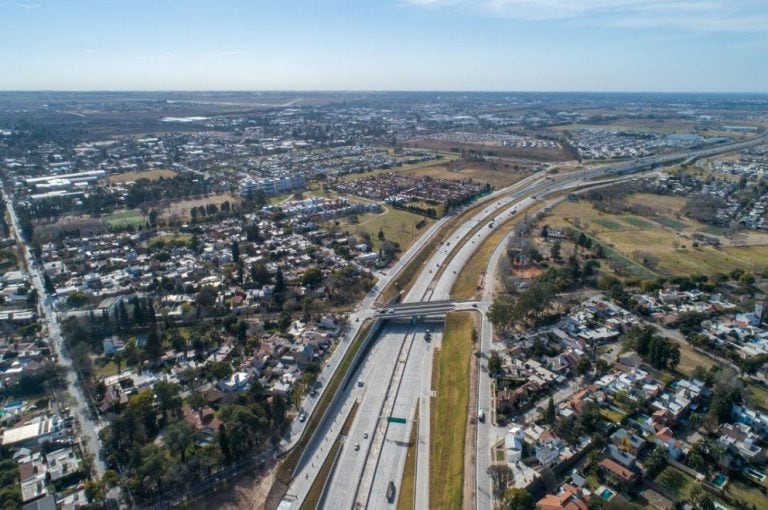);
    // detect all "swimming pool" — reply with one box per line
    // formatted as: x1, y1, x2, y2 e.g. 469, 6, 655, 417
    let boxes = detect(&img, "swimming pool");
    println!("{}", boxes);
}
3, 400, 23, 410
597, 486, 616, 501
711, 473, 728, 488
744, 466, 766, 482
